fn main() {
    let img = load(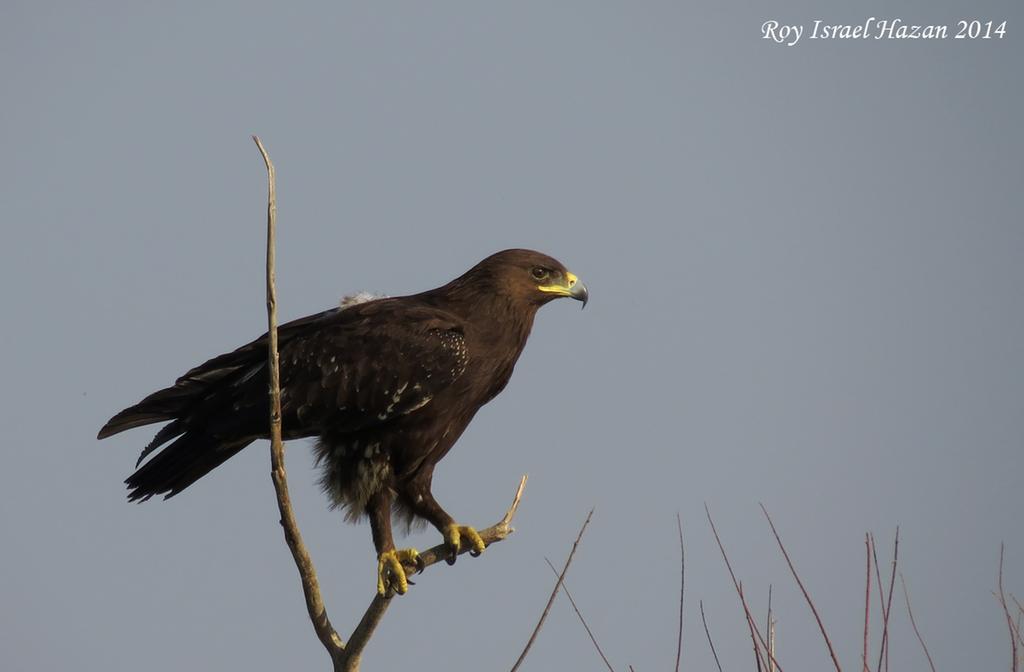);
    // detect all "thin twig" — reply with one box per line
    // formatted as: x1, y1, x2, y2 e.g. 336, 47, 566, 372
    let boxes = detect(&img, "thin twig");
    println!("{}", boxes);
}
884, 529, 899, 672
255, 135, 346, 668
510, 508, 594, 672
342, 476, 528, 671
998, 544, 1020, 672
863, 534, 872, 672
676, 513, 685, 672
700, 600, 725, 672
544, 558, 615, 672
1012, 595, 1024, 651
766, 585, 775, 672
875, 528, 899, 672
996, 595, 1024, 667
868, 534, 887, 672
759, 504, 841, 672
899, 573, 936, 672
704, 505, 768, 672
740, 582, 776, 672
869, 534, 886, 617
1017, 615, 1024, 667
